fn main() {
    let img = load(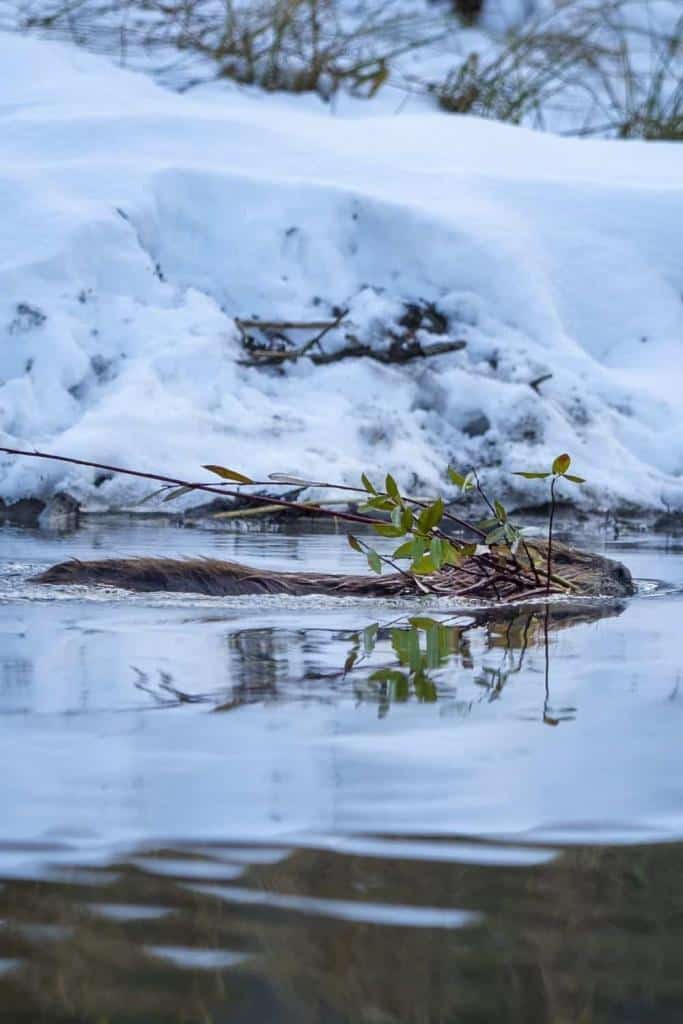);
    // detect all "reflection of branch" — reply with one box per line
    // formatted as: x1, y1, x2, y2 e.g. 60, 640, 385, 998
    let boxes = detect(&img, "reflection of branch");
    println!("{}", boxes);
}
132, 666, 213, 708
542, 605, 558, 726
